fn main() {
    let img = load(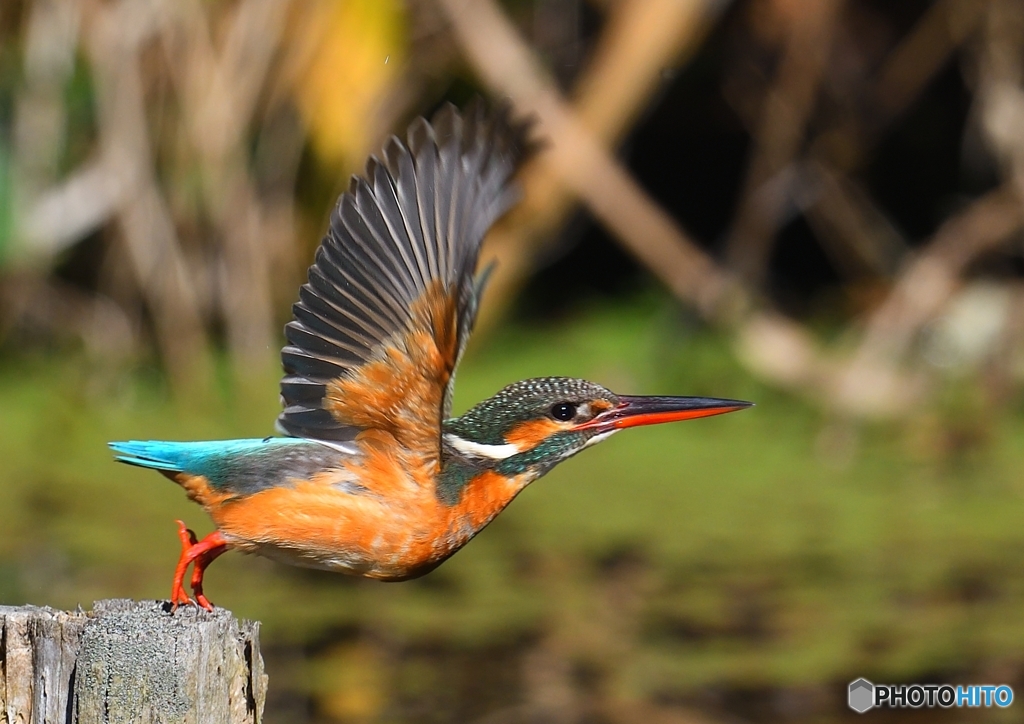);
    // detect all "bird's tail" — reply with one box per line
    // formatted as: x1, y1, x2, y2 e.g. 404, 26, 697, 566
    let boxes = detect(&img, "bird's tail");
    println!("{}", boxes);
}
109, 437, 314, 478
108, 440, 195, 472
